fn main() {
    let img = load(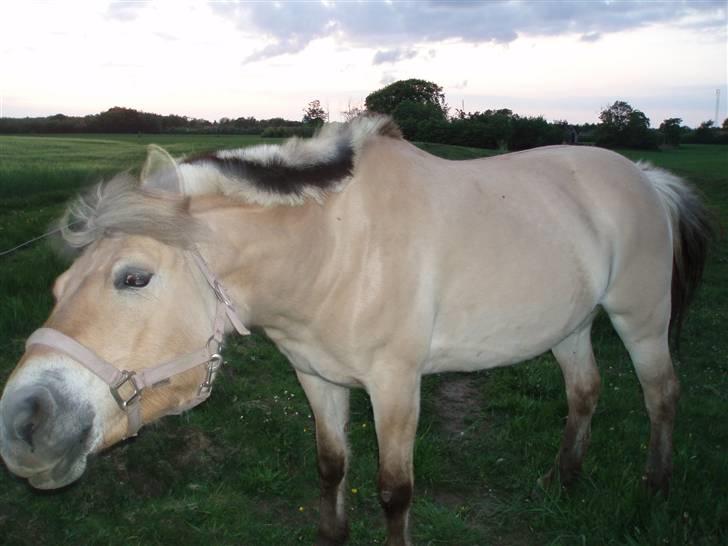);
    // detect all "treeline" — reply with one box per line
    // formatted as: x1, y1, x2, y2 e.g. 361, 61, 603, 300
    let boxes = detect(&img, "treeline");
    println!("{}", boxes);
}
0, 107, 311, 136
364, 80, 728, 150
3, 81, 727, 150
394, 105, 569, 151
